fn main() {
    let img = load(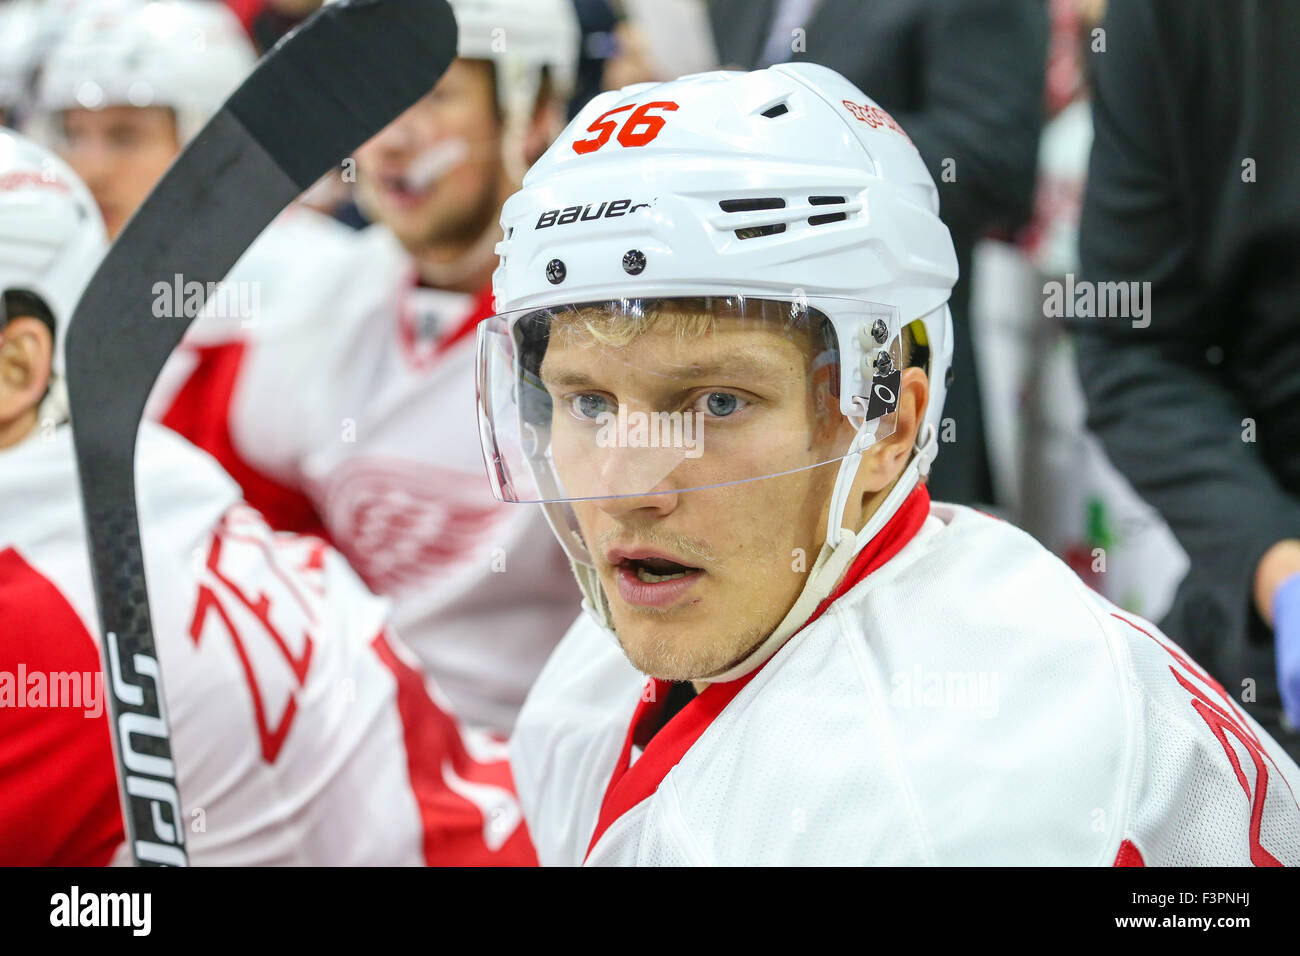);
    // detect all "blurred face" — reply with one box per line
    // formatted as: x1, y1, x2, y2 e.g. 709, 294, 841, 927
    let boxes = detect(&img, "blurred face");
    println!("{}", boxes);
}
355, 58, 506, 251
59, 106, 179, 239
540, 315, 853, 681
